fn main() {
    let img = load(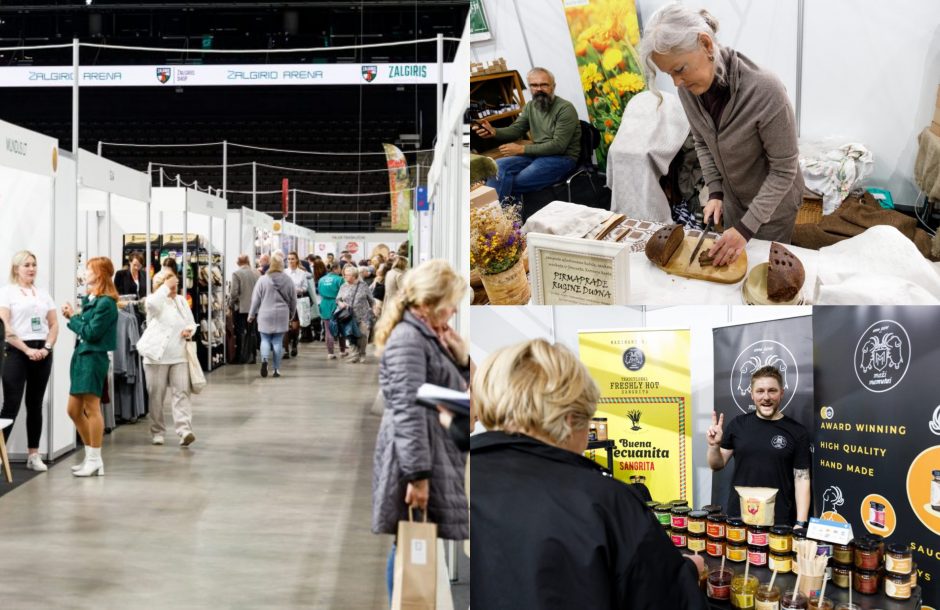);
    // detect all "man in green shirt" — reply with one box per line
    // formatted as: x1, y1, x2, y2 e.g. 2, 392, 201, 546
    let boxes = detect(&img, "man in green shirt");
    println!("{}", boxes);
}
474, 67, 581, 200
